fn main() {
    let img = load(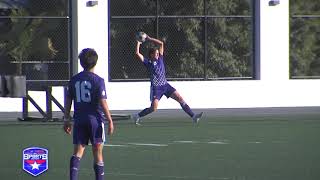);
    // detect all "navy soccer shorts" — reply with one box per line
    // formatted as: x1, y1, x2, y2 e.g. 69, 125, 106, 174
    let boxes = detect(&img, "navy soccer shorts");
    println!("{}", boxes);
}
150, 83, 176, 101
73, 119, 105, 145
